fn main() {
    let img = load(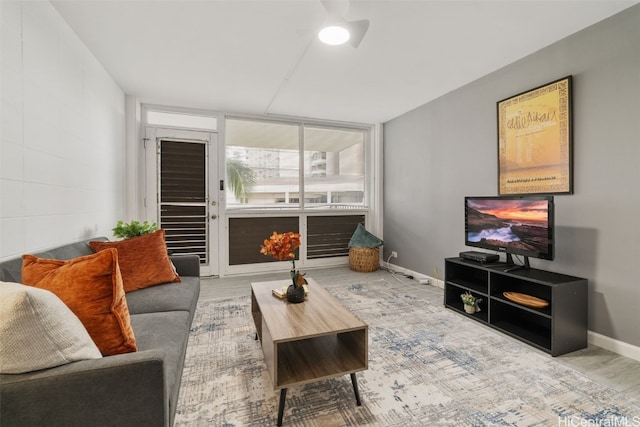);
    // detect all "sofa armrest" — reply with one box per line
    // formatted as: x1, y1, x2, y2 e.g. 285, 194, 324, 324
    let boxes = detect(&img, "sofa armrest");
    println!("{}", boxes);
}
0, 350, 169, 427
170, 254, 200, 277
